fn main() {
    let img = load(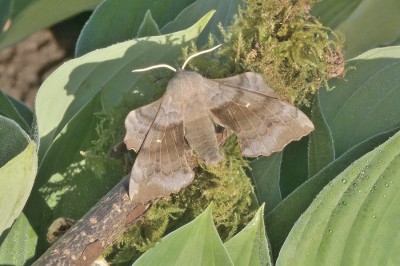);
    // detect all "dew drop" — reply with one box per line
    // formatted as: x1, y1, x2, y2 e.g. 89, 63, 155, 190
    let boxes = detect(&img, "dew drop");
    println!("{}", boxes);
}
342, 179, 347, 184
385, 183, 389, 187
372, 214, 377, 219
363, 208, 368, 212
